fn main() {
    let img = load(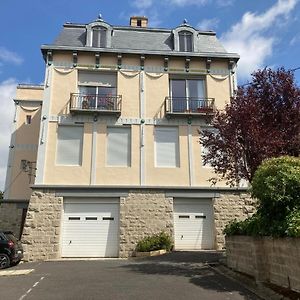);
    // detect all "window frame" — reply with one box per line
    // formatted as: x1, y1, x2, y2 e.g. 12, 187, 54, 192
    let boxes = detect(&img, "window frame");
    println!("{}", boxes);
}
86, 21, 112, 48
56, 125, 84, 167
154, 126, 180, 168
92, 25, 107, 48
169, 77, 207, 112
25, 115, 32, 125
106, 126, 132, 167
173, 26, 197, 52
178, 31, 193, 52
